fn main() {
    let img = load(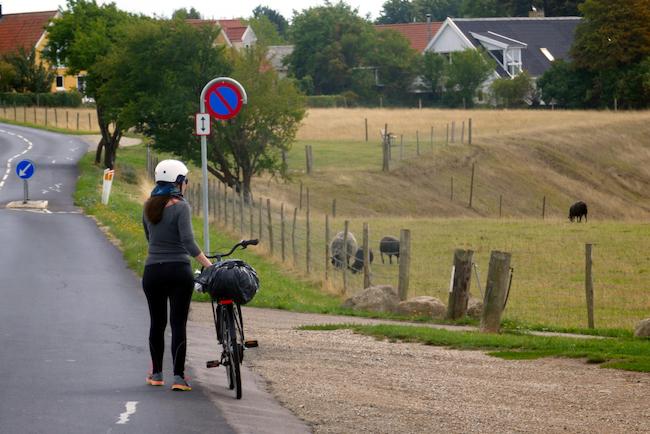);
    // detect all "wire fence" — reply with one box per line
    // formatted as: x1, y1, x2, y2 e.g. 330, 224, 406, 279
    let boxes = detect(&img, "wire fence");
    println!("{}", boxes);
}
147, 151, 650, 330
